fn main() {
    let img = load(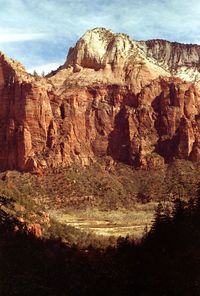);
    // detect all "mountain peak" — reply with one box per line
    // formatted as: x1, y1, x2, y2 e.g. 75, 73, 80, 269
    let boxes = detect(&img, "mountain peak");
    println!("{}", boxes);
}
58, 28, 200, 91
84, 27, 114, 35
65, 27, 115, 70
1, 28, 200, 172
